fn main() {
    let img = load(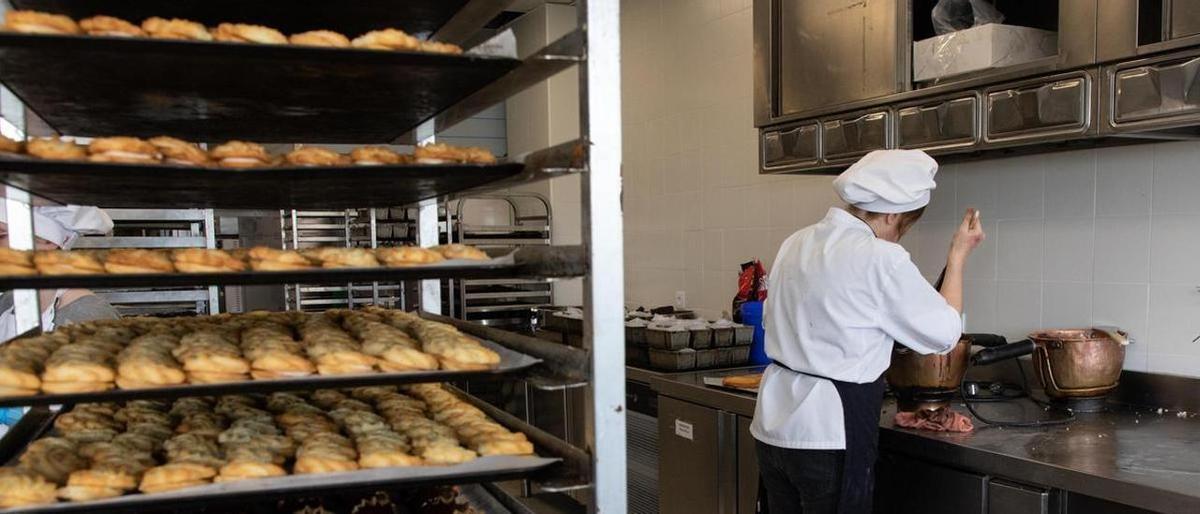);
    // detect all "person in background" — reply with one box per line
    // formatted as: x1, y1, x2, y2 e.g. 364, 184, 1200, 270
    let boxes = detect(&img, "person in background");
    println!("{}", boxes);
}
751, 150, 986, 513
0, 205, 119, 428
